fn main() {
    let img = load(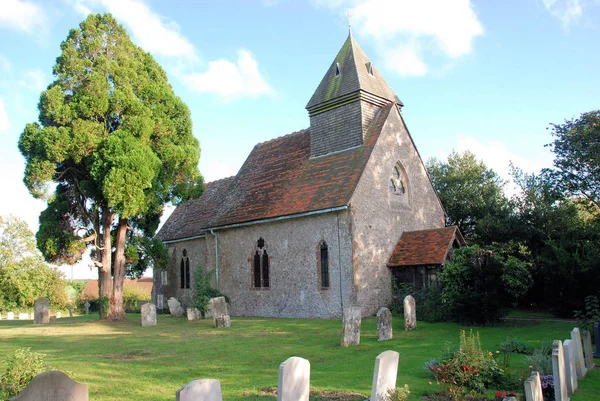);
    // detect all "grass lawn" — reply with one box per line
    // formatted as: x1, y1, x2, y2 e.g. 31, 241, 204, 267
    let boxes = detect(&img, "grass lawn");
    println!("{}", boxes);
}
0, 314, 598, 400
